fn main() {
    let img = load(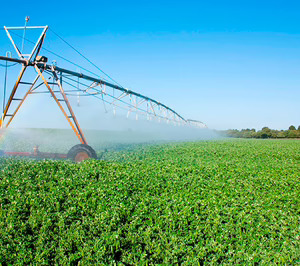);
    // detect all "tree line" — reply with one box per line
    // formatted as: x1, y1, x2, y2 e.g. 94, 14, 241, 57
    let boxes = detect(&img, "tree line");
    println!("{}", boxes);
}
221, 125, 300, 139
